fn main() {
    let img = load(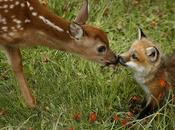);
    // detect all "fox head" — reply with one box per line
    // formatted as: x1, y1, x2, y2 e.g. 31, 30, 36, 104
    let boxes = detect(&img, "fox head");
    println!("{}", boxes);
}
119, 28, 162, 75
